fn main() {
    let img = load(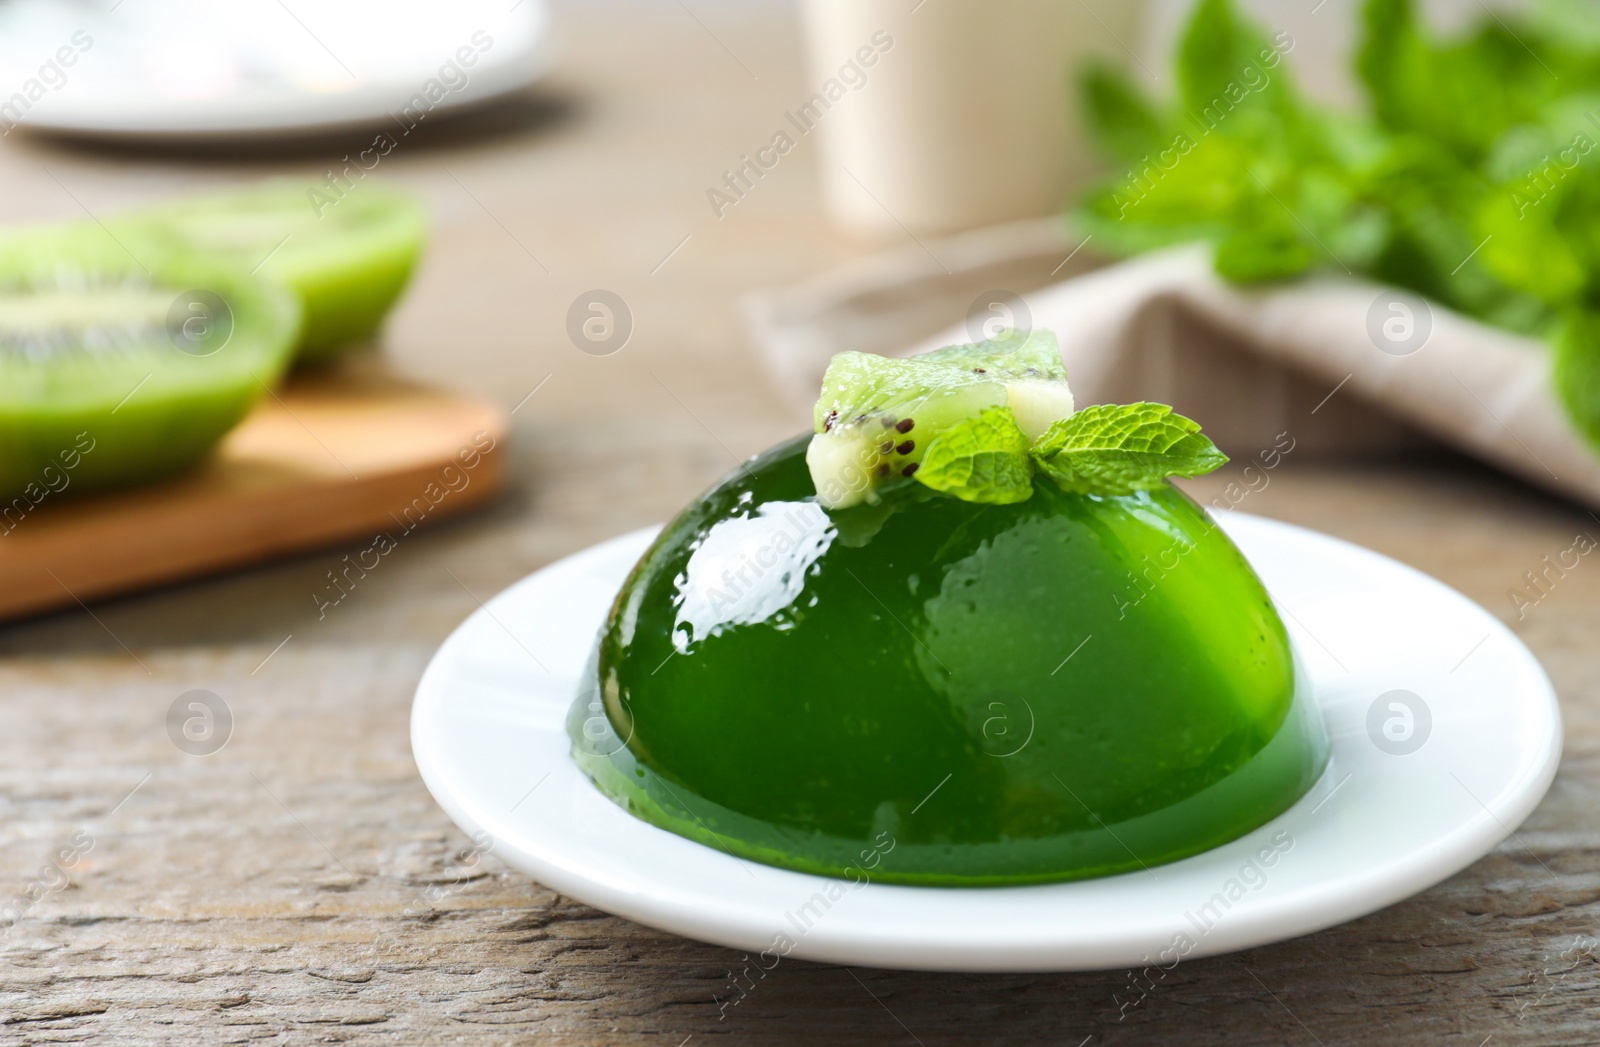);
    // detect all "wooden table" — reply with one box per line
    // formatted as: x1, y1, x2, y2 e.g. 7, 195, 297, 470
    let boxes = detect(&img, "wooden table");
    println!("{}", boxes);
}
1, 4, 1595, 1044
